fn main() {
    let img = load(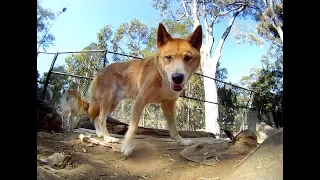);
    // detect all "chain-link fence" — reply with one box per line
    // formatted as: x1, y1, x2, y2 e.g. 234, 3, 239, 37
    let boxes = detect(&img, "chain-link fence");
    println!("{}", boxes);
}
37, 50, 282, 136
